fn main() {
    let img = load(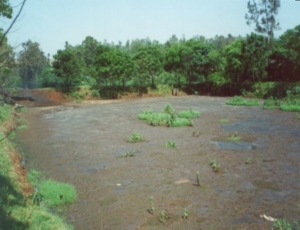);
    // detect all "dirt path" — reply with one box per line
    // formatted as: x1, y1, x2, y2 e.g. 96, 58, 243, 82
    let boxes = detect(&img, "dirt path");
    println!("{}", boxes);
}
16, 96, 300, 230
